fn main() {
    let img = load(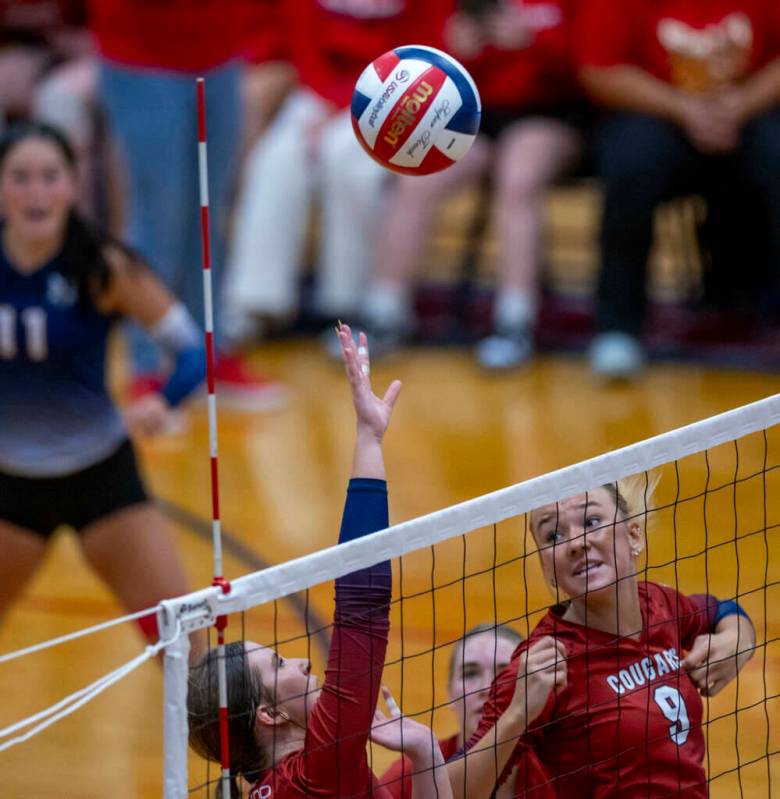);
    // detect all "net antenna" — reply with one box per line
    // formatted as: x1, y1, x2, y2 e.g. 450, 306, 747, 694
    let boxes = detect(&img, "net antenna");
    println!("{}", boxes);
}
163, 77, 232, 799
